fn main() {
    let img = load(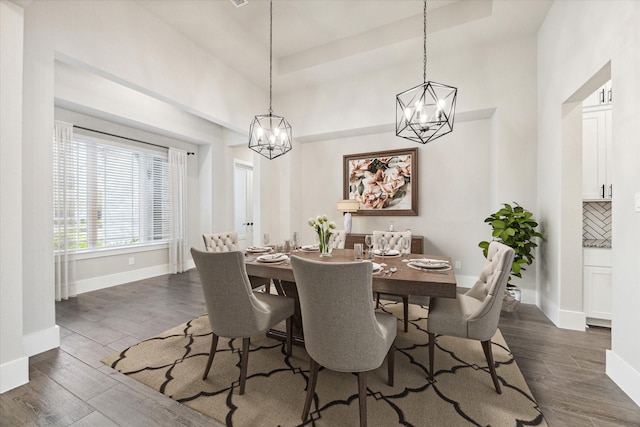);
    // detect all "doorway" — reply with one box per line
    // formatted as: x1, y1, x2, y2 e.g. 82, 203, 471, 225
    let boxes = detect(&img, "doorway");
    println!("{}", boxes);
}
234, 160, 254, 248
559, 62, 612, 331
